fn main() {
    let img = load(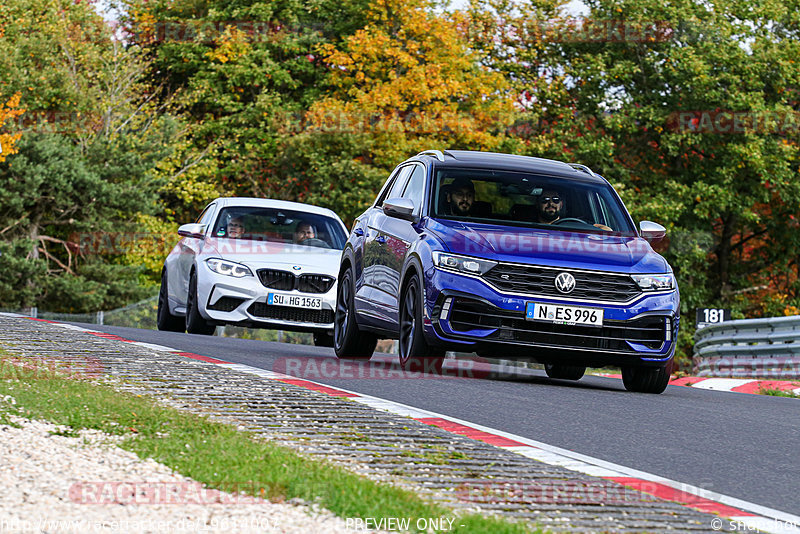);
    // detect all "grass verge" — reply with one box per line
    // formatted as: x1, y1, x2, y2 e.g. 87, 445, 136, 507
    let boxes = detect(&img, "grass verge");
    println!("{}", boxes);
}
758, 386, 800, 398
0, 352, 537, 533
